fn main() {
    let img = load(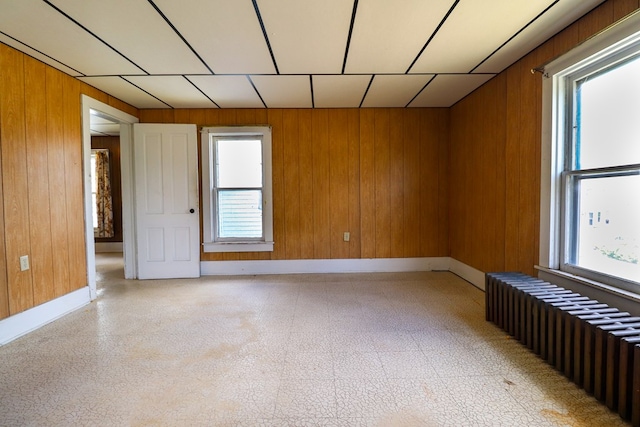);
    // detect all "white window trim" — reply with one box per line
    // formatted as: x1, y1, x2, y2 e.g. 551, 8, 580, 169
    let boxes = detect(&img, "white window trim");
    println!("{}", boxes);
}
540, 10, 640, 294
201, 126, 274, 253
